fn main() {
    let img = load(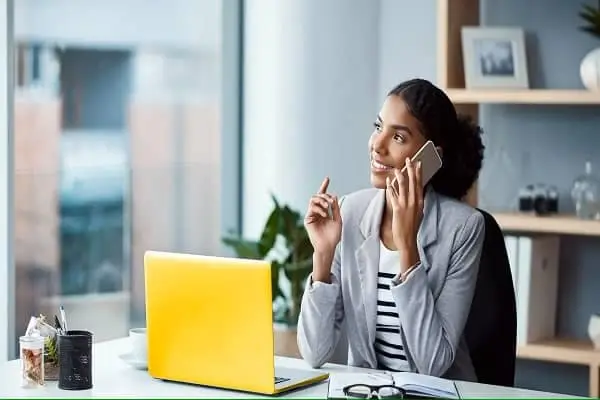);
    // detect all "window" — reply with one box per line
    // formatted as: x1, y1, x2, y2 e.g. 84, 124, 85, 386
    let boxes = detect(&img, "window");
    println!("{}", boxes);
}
0, 0, 14, 363
5, 0, 242, 358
